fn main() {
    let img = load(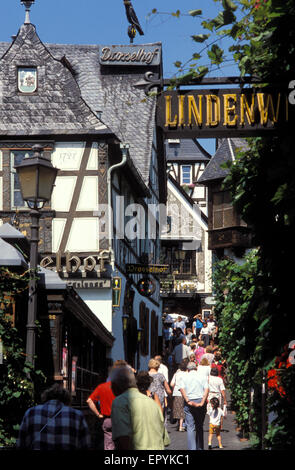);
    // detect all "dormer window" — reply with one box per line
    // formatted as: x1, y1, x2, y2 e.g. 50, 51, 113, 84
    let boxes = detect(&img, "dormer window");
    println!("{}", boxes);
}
18, 67, 37, 94
181, 165, 192, 185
